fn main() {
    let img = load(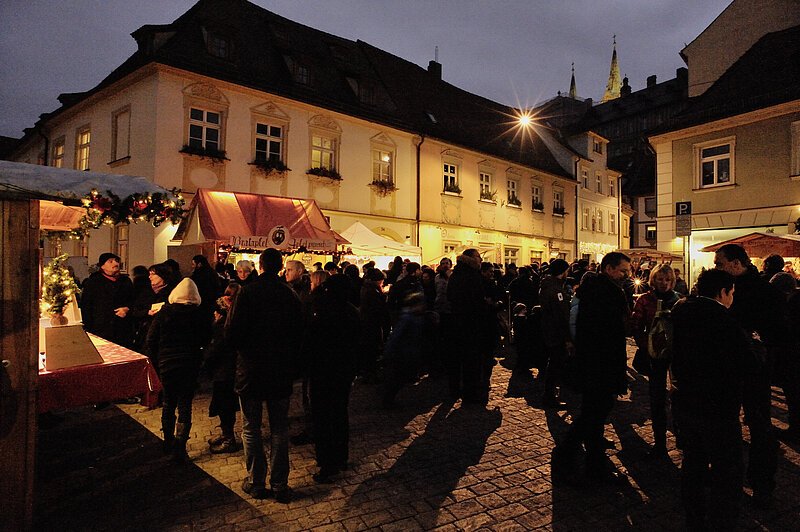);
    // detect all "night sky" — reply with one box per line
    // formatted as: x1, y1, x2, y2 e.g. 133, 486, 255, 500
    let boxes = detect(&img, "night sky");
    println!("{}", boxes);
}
0, 0, 732, 138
